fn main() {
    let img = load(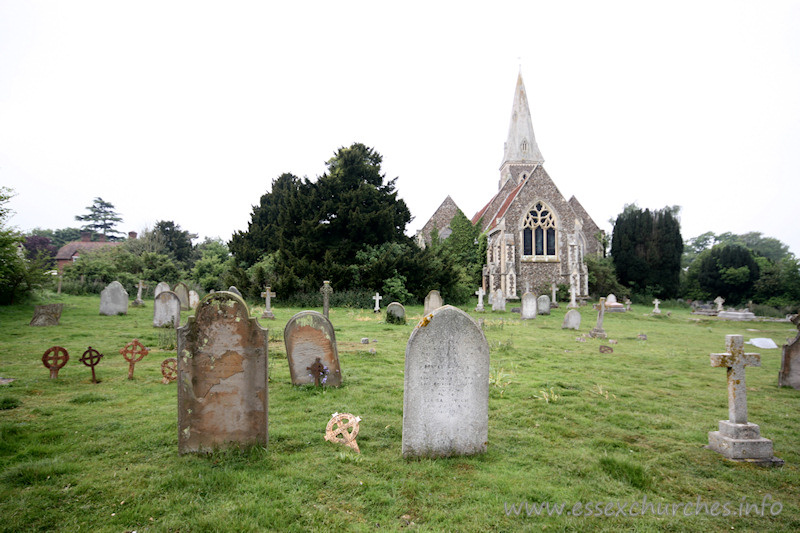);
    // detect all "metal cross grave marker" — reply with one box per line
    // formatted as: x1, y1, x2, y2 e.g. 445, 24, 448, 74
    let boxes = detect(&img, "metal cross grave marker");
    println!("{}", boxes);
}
161, 357, 178, 384
42, 346, 69, 379
710, 334, 761, 425
324, 412, 362, 453
79, 347, 104, 383
307, 357, 326, 387
120, 339, 149, 380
